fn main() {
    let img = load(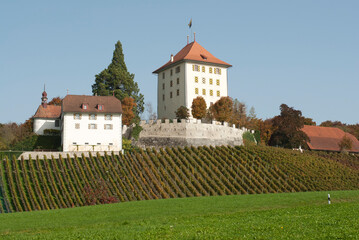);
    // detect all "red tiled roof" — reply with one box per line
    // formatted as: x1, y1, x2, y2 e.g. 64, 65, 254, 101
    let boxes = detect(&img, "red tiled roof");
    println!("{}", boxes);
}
302, 125, 359, 153
62, 95, 122, 114
33, 105, 61, 119
153, 41, 232, 73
